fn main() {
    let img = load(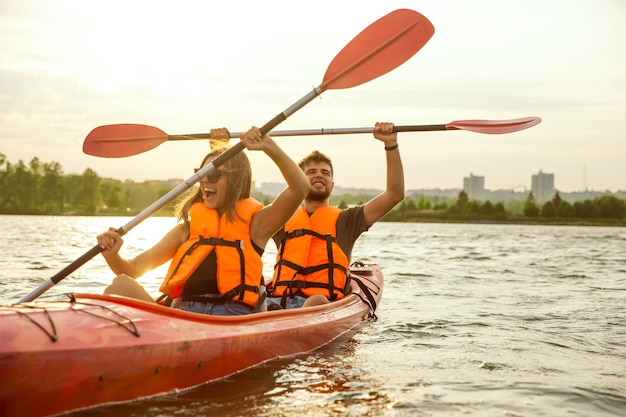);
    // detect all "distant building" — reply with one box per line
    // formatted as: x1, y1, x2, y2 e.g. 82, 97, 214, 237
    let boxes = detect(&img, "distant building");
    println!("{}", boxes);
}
258, 182, 285, 197
463, 173, 485, 200
531, 170, 555, 203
